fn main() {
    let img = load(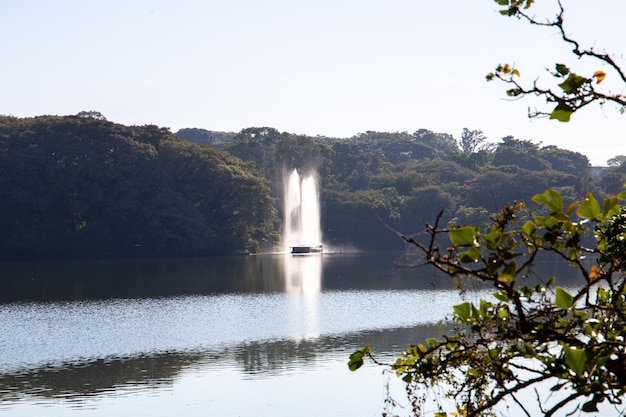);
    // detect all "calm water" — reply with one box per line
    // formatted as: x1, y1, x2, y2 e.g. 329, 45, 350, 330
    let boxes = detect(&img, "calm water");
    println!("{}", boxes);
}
0, 252, 584, 416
